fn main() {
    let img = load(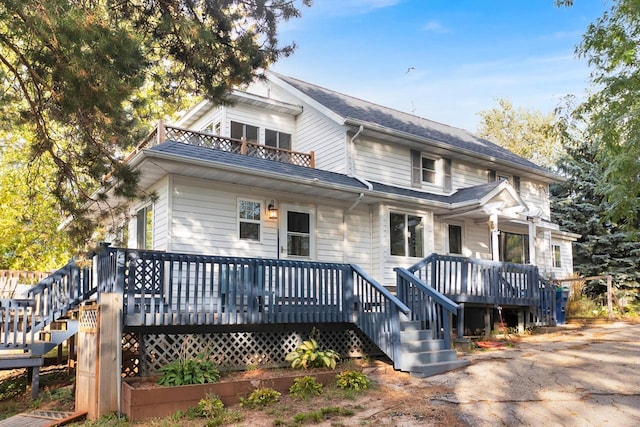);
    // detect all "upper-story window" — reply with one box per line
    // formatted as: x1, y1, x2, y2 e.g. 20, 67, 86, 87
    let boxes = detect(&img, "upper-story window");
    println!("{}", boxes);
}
421, 157, 437, 183
238, 199, 262, 241
411, 150, 452, 192
265, 129, 291, 150
390, 212, 424, 258
231, 121, 258, 144
488, 169, 521, 194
